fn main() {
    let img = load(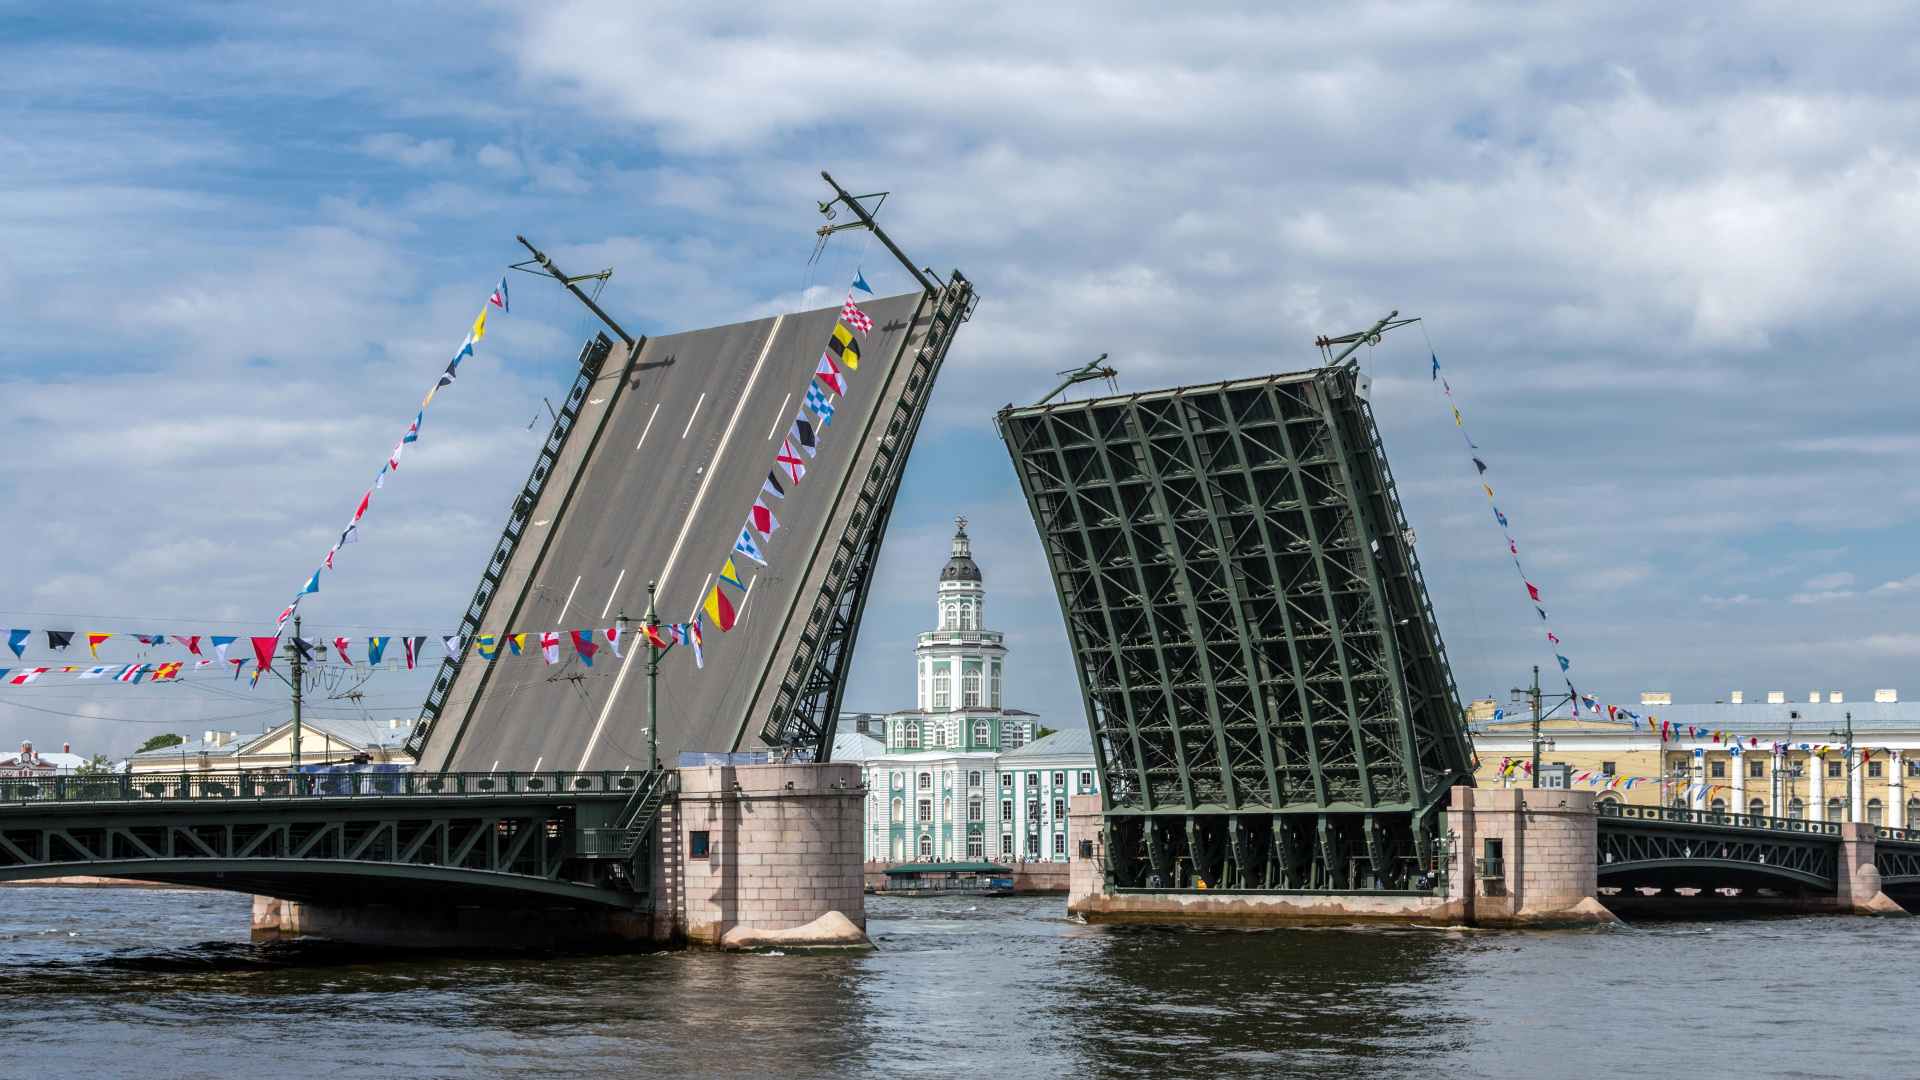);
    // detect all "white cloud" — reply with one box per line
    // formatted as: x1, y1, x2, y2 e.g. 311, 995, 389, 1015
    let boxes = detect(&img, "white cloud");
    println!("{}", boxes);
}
358, 133, 455, 167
